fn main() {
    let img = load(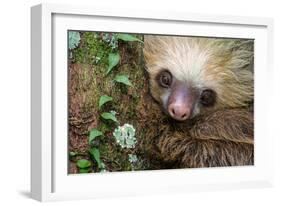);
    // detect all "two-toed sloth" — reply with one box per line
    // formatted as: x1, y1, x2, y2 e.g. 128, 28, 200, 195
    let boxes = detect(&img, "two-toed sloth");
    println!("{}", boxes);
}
143, 35, 254, 167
